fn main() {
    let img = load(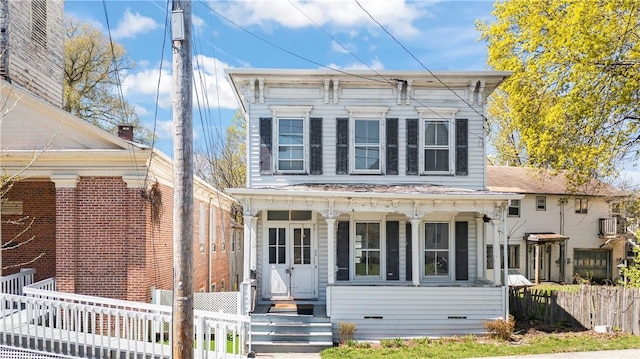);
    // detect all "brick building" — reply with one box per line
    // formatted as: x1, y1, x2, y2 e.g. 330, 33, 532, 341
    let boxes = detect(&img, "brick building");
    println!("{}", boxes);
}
1, 82, 238, 302
0, 0, 239, 302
